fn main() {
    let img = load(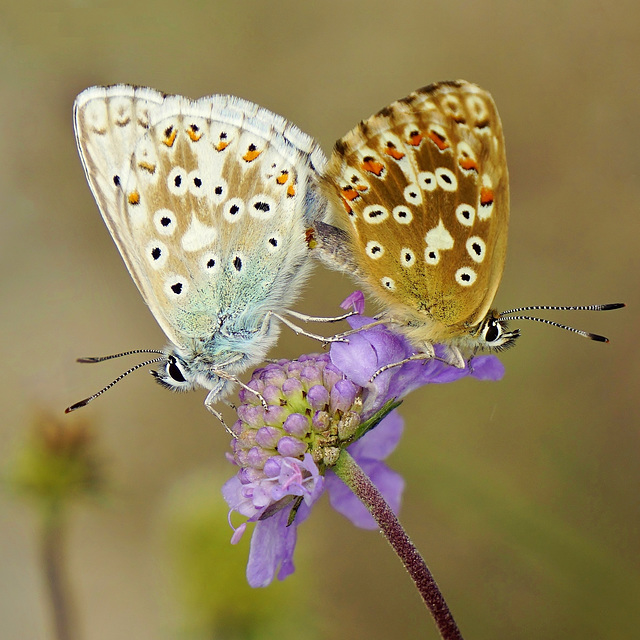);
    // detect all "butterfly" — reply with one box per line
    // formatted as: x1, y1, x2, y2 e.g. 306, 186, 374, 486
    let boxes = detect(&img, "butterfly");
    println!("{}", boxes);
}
68, 85, 332, 414
311, 80, 623, 369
